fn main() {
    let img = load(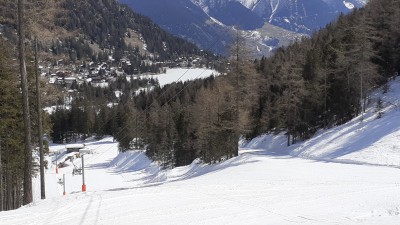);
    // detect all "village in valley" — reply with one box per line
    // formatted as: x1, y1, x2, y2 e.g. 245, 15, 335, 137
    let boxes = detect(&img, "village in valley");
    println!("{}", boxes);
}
42, 55, 210, 90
